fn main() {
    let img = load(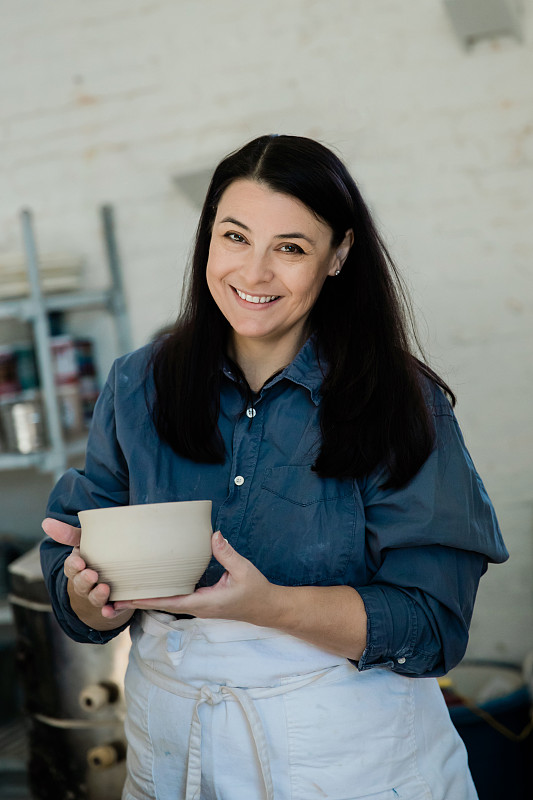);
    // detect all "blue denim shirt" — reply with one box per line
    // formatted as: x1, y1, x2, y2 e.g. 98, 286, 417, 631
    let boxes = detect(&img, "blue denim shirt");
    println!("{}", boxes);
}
41, 338, 507, 676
